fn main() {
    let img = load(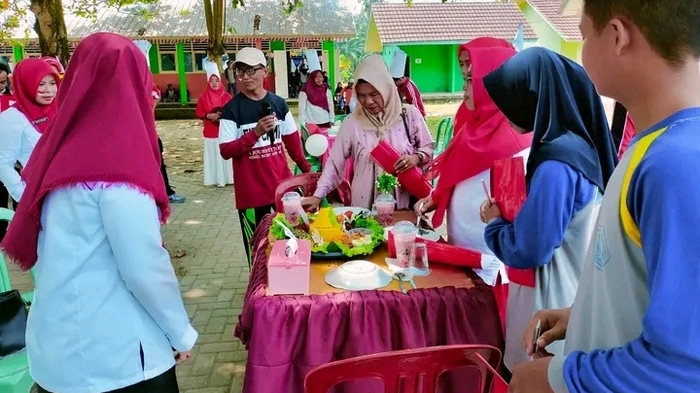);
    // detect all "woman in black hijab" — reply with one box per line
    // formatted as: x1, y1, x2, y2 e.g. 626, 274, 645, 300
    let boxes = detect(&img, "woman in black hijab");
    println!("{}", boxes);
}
477, 47, 618, 375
